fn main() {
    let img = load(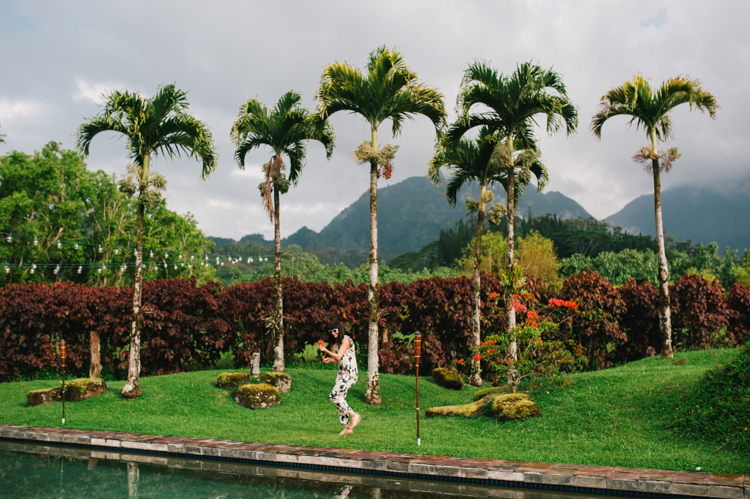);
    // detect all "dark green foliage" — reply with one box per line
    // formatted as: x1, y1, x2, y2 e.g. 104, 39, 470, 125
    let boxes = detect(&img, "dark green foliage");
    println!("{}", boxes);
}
673, 346, 750, 455
389, 218, 477, 271
515, 214, 656, 258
